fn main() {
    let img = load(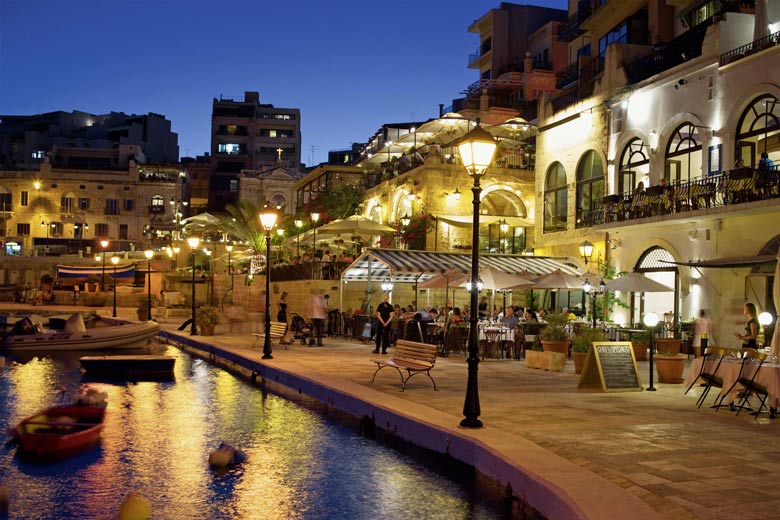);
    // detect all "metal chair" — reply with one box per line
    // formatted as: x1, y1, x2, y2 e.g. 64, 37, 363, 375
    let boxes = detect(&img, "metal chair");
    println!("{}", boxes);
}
683, 347, 728, 408
482, 329, 501, 360
733, 349, 771, 419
